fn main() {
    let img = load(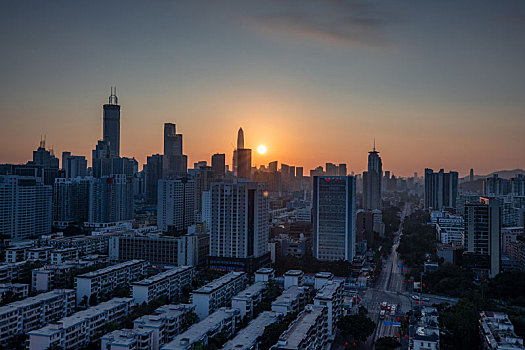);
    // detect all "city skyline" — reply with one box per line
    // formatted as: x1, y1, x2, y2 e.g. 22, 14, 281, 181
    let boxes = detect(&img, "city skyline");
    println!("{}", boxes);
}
1, 1, 524, 176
